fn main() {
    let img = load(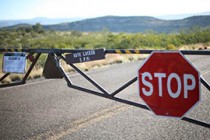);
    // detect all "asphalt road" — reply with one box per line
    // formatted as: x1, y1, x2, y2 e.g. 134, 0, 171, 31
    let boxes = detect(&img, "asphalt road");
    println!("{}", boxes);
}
0, 54, 210, 140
